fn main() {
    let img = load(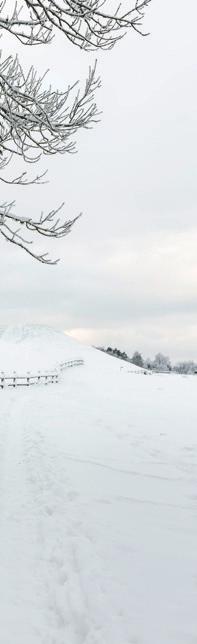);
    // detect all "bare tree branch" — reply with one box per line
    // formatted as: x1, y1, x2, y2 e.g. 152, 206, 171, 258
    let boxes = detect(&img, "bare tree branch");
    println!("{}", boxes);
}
0, 169, 48, 184
0, 0, 151, 49
0, 55, 100, 164
0, 53, 100, 263
0, 0, 151, 263
0, 200, 81, 264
